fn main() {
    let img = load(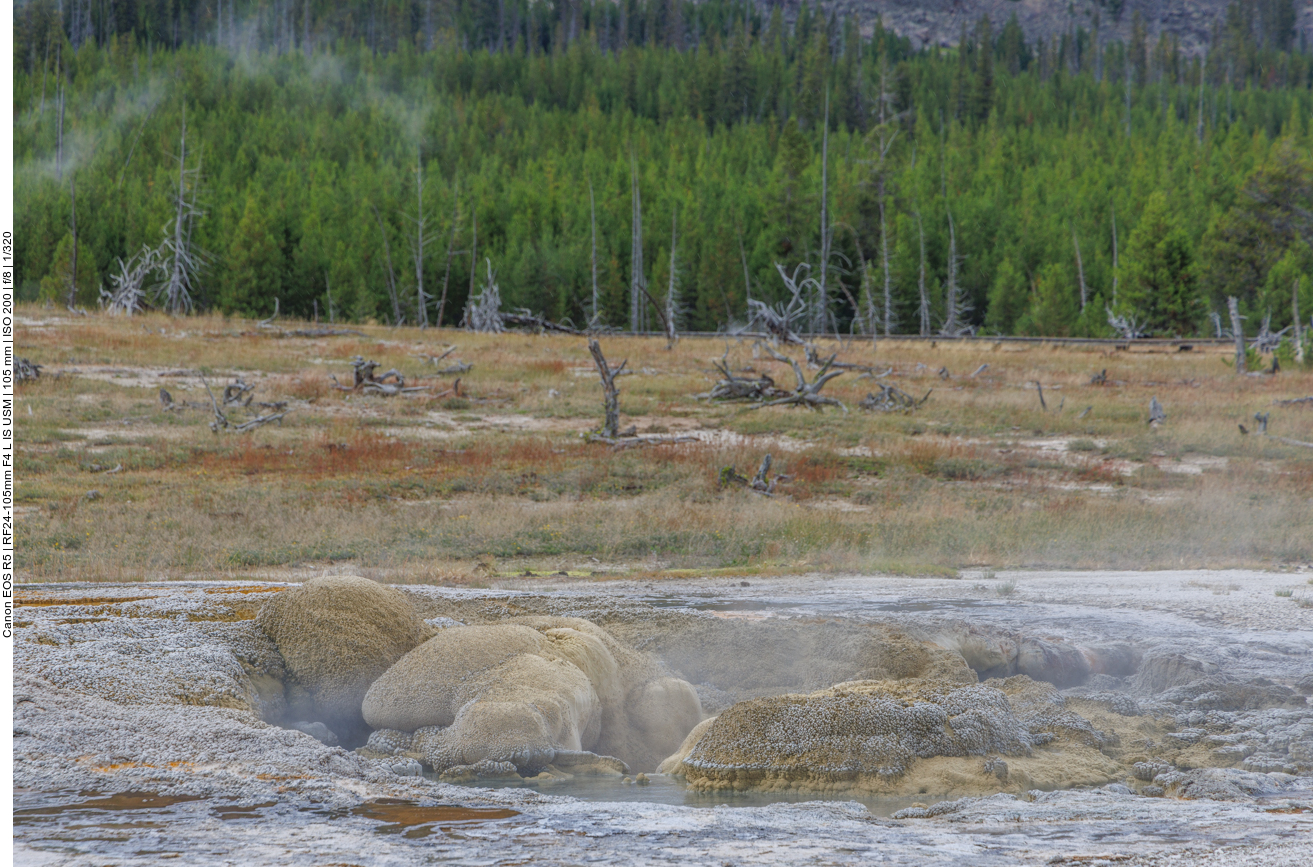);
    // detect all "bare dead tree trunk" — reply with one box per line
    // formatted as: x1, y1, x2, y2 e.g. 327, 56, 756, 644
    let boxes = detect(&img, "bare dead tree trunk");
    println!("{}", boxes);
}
56, 49, 64, 182
589, 177, 599, 325
665, 208, 678, 348
737, 224, 752, 311
937, 120, 969, 337
371, 204, 402, 325
943, 209, 959, 333
588, 339, 626, 439
38, 36, 49, 118
874, 55, 898, 338
1124, 54, 1133, 140
303, 0, 312, 57
67, 175, 78, 308
436, 175, 460, 328
879, 180, 893, 336
1293, 279, 1304, 366
908, 212, 924, 335
1228, 296, 1246, 374
1111, 204, 1119, 305
410, 147, 431, 328
468, 209, 478, 325
816, 91, 831, 335
1196, 53, 1206, 144
1073, 227, 1087, 311
630, 153, 644, 332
